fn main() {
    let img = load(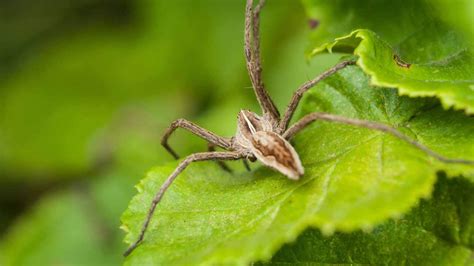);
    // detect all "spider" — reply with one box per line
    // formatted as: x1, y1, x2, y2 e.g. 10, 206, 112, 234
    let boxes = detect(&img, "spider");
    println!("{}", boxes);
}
124, 0, 473, 257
